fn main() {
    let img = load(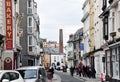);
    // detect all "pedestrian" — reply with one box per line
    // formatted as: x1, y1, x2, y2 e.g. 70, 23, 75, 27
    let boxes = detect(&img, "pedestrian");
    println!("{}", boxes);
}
91, 67, 96, 78
78, 66, 82, 77
75, 66, 79, 75
47, 66, 54, 82
70, 66, 74, 76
